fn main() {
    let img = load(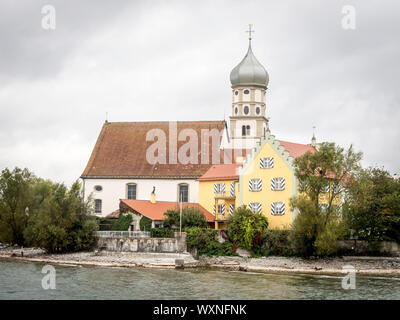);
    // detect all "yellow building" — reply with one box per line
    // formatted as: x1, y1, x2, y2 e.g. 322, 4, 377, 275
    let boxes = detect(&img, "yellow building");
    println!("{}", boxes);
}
198, 164, 241, 230
198, 136, 317, 229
